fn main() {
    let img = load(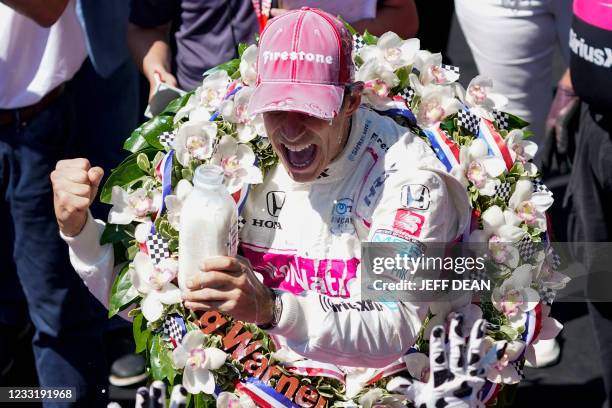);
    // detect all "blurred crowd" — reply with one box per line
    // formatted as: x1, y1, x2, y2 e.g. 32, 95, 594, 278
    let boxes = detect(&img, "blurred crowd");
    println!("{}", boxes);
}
0, 0, 610, 407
